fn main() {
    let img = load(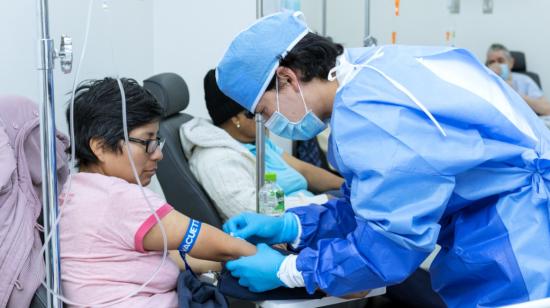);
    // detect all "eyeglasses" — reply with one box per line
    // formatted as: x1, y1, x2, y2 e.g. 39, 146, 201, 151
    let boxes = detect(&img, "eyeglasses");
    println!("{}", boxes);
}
128, 136, 165, 154
244, 111, 255, 119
